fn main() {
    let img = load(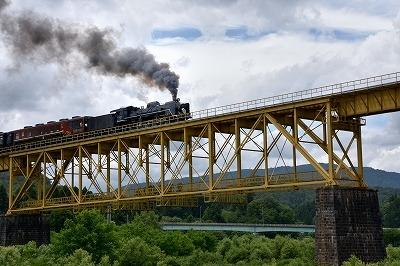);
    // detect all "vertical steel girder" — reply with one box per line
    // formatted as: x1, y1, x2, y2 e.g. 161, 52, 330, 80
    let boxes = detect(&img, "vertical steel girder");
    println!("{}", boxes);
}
5, 101, 365, 214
